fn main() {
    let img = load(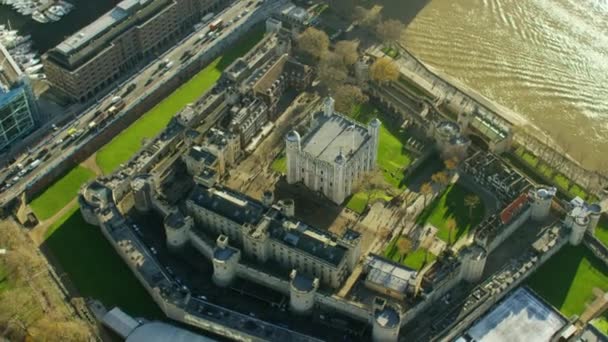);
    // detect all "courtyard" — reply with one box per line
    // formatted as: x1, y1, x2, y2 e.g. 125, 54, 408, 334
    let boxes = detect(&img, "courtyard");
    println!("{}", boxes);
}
416, 183, 485, 244
383, 236, 436, 271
